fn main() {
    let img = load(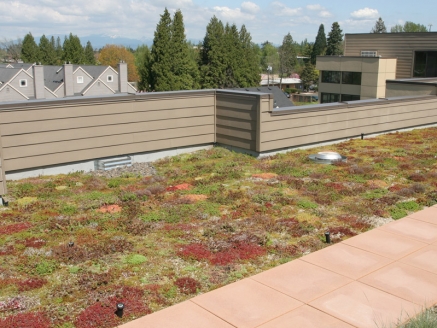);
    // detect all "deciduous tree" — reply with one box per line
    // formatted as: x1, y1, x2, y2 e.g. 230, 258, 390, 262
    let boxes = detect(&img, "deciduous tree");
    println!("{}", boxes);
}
326, 22, 343, 56
21, 32, 40, 63
390, 21, 428, 32
98, 45, 138, 81
300, 61, 318, 90
371, 17, 387, 33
